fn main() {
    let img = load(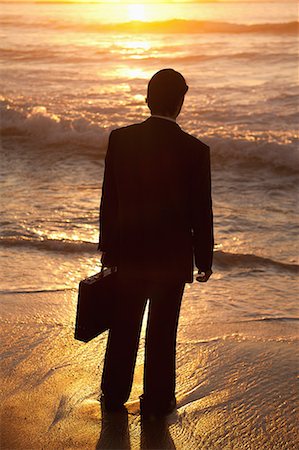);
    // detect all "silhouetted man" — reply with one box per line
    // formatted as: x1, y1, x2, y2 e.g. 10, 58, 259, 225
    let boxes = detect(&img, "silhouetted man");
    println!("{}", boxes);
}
99, 69, 213, 418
